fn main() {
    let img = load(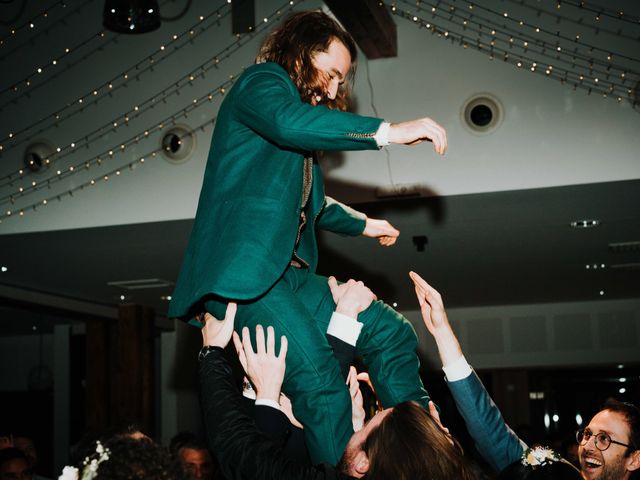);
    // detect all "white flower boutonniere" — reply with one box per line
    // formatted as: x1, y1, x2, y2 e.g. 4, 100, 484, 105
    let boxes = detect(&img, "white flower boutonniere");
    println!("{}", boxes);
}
58, 441, 110, 480
521, 446, 561, 468
58, 466, 79, 480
